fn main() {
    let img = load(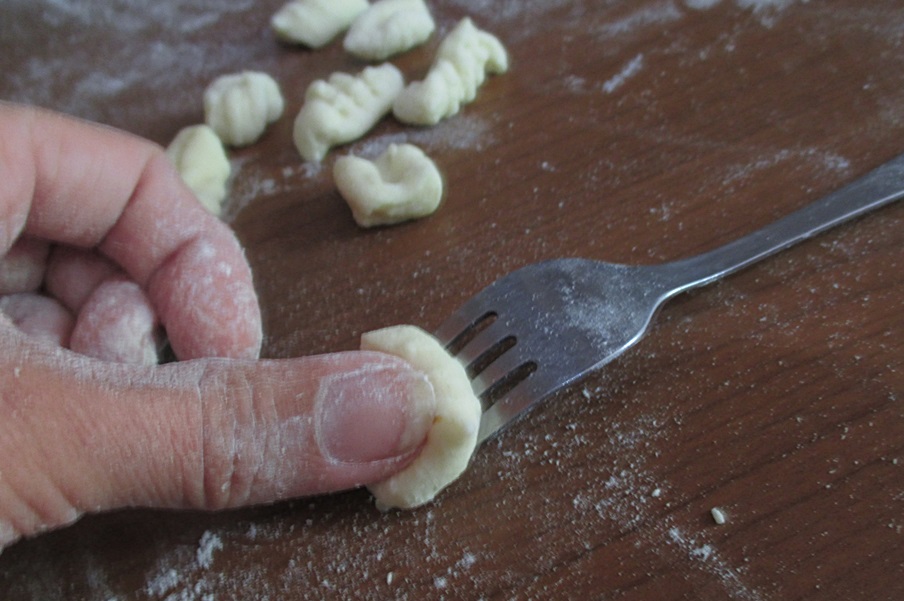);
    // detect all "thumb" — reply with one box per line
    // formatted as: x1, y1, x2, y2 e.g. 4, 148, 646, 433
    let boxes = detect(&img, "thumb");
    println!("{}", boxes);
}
0, 334, 436, 549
